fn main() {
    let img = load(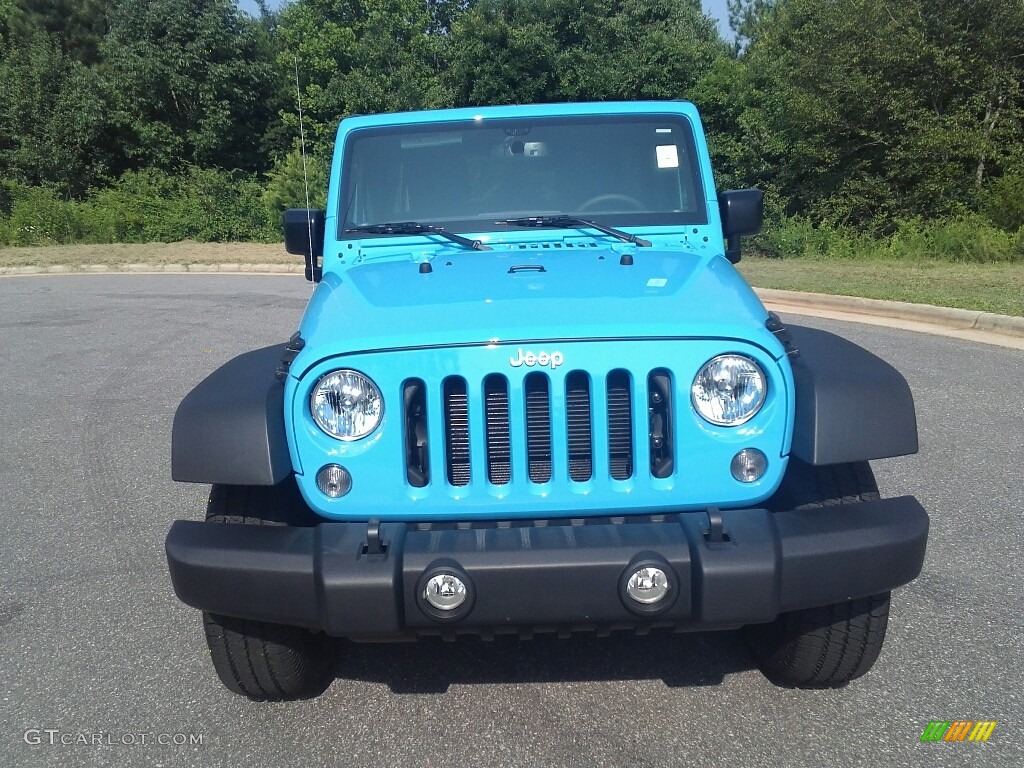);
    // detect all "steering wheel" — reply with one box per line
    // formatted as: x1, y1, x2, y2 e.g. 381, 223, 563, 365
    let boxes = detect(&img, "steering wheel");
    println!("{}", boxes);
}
577, 193, 645, 213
